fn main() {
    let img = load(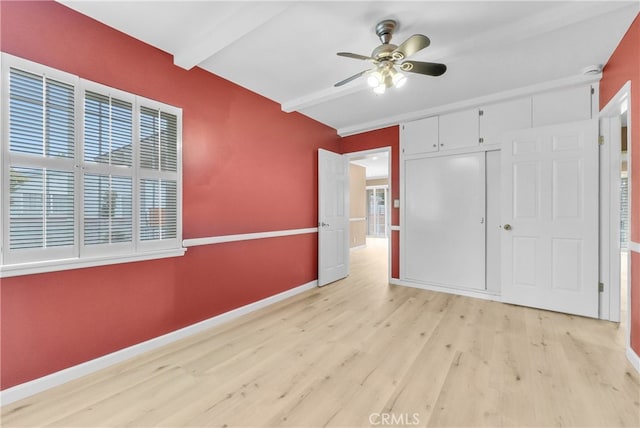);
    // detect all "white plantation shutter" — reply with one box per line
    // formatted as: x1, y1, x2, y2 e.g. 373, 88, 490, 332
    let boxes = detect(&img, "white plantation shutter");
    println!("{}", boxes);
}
2, 54, 182, 271
81, 88, 135, 255
140, 179, 177, 241
83, 174, 133, 246
6, 66, 77, 263
9, 69, 75, 158
9, 167, 74, 249
138, 106, 180, 248
84, 91, 133, 166
139, 107, 178, 172
620, 176, 629, 249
